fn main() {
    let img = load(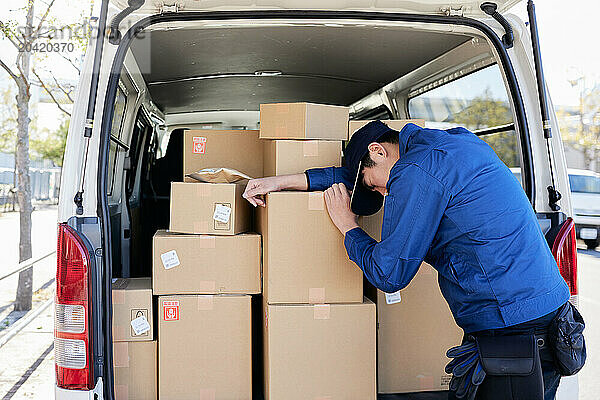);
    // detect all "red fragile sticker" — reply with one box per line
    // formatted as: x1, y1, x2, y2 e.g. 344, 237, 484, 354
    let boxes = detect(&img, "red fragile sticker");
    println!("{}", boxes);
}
163, 300, 179, 321
192, 137, 207, 154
